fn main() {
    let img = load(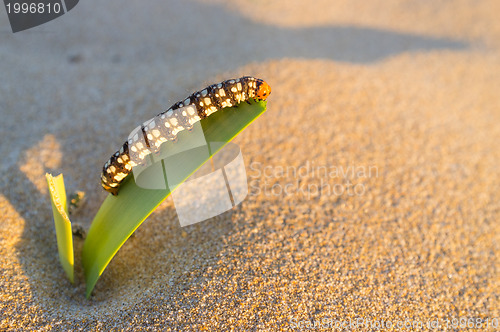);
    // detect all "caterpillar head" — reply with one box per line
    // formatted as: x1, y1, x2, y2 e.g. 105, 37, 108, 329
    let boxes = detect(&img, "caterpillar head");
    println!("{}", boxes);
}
255, 79, 271, 101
